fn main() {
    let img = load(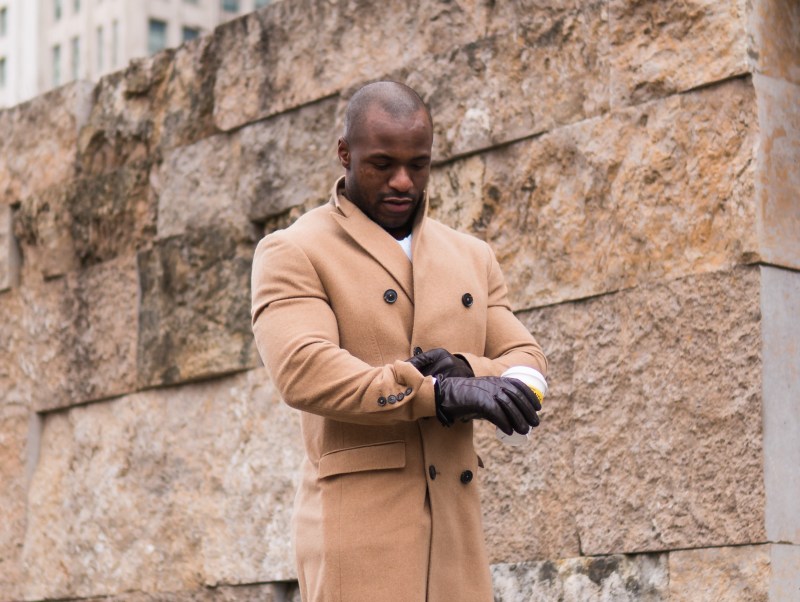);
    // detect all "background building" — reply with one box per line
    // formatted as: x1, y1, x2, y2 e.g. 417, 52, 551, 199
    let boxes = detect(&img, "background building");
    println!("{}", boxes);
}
0, 0, 273, 108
